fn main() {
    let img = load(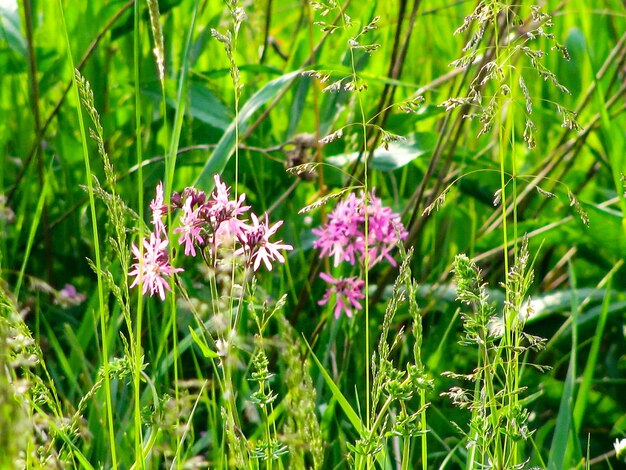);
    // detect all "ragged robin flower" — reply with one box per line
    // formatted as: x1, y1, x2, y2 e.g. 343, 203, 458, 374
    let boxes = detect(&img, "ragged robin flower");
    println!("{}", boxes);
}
317, 272, 365, 319
149, 181, 168, 237
313, 189, 406, 318
237, 213, 293, 271
313, 189, 406, 268
129, 233, 183, 300
130, 176, 292, 300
